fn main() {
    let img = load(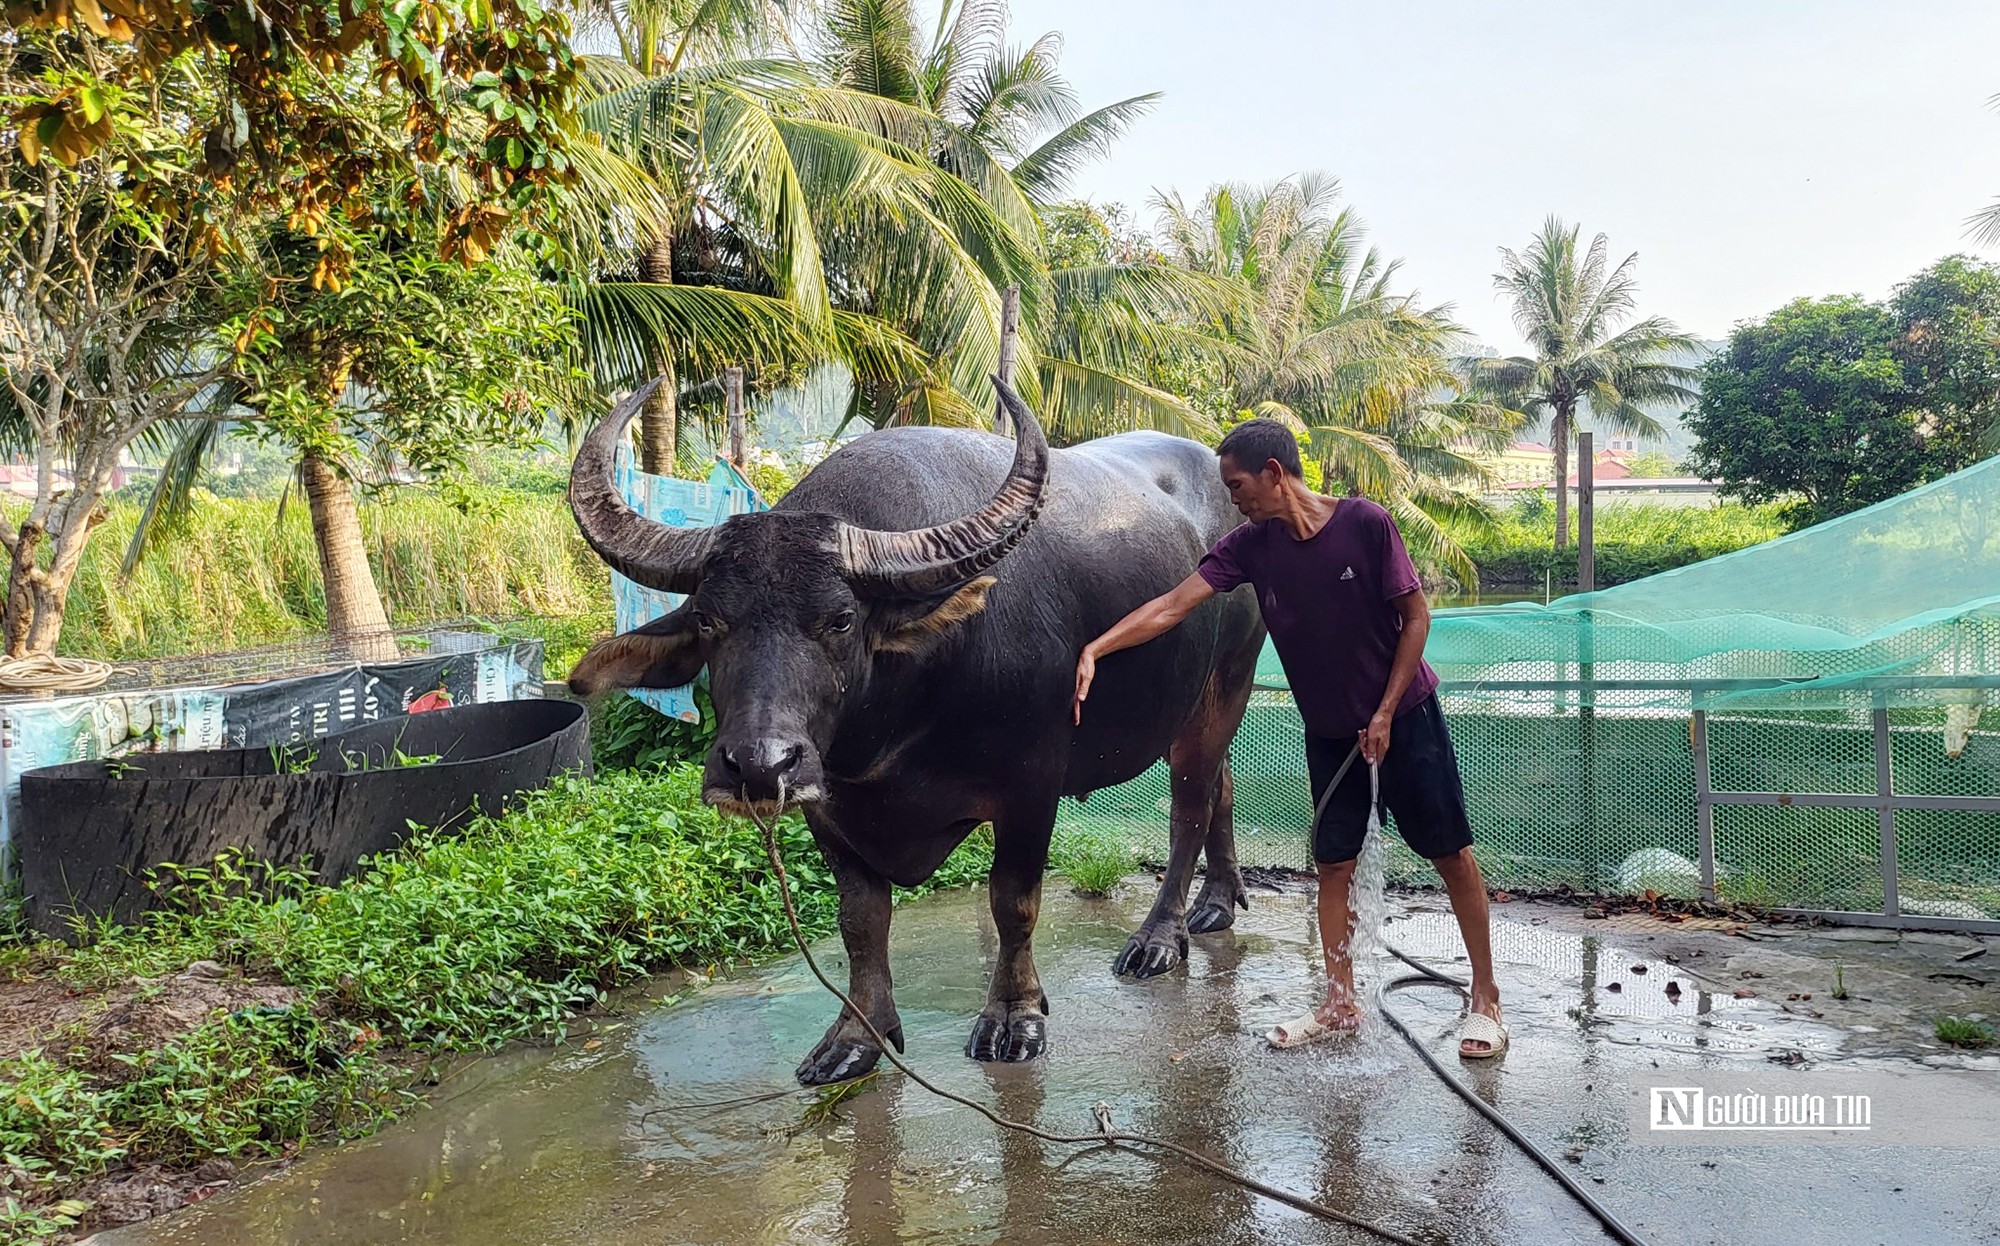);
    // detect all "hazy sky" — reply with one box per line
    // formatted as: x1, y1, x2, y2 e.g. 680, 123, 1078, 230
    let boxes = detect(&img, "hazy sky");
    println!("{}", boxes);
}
1003, 0, 2000, 354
